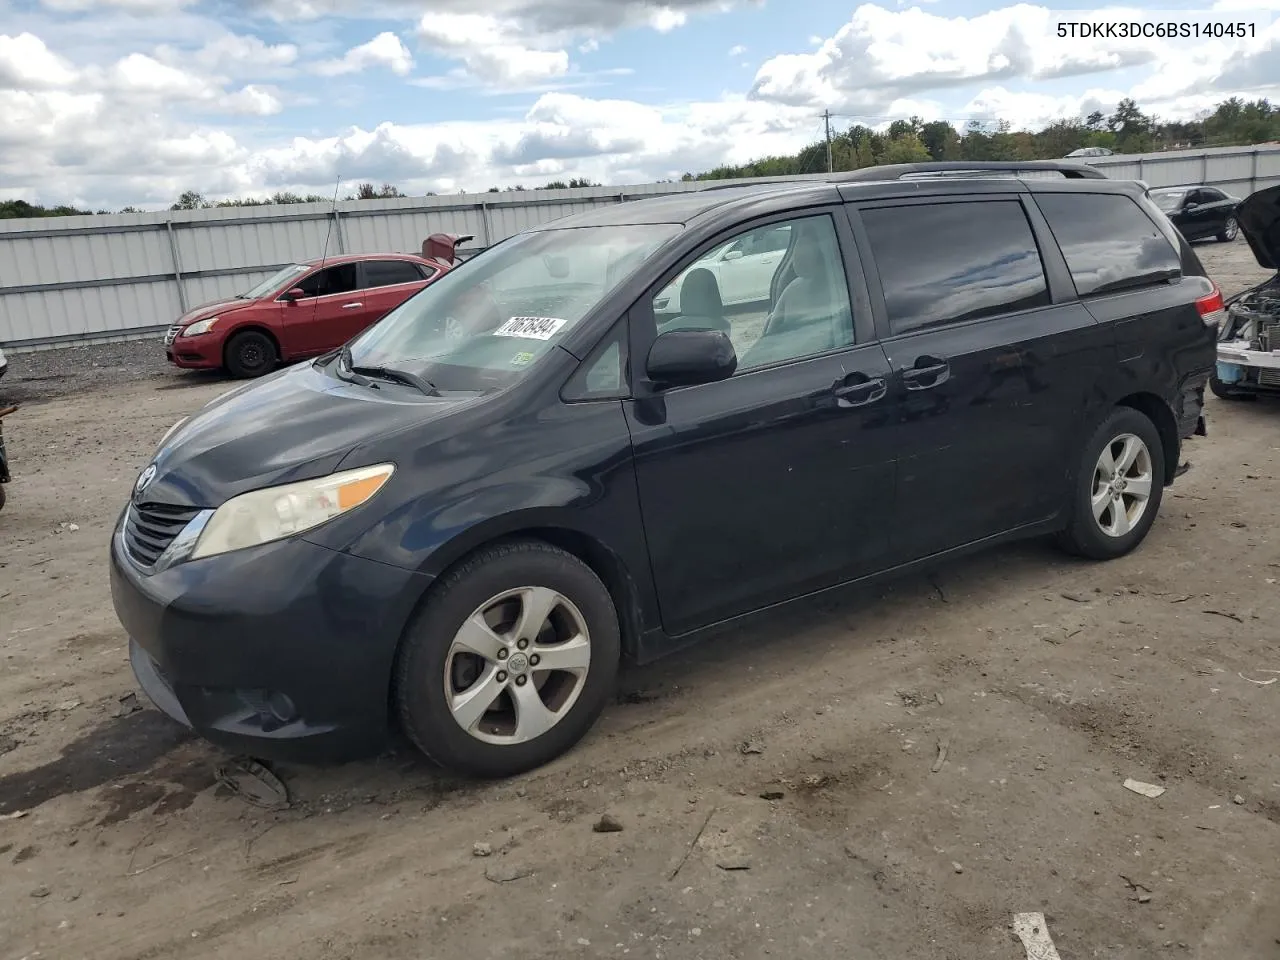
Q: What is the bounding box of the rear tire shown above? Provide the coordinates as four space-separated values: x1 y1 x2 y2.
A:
1056 408 1166 561
394 540 620 778
1209 373 1255 401
224 330 278 379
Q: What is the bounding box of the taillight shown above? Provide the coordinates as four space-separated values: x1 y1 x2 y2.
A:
1196 281 1227 330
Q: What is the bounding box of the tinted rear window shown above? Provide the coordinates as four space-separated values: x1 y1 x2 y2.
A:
365 260 425 287
860 200 1051 336
1035 193 1181 297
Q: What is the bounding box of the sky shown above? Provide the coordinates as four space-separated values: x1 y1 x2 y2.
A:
0 0 1277 209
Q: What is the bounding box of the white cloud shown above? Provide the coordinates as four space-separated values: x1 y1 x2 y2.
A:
313 32 414 77
750 3 1280 117
4 1 1280 212
40 0 197 11
728 44 747 56
0 33 78 89
156 33 299 73
416 13 571 87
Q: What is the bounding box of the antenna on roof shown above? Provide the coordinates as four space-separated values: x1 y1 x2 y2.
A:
318 173 342 271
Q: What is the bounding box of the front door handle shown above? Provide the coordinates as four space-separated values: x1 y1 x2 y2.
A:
832 376 887 408
902 356 950 391
342 302 364 310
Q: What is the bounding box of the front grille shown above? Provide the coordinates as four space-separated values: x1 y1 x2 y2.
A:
124 501 201 567
1259 368 1280 388
163 325 182 347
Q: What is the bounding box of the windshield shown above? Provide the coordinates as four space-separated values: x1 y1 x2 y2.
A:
239 263 309 299
348 224 680 392
1150 190 1187 214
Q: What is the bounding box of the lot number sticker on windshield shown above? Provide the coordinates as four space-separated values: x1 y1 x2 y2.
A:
494 316 566 340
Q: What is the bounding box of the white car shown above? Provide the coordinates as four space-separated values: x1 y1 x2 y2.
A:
654 222 792 314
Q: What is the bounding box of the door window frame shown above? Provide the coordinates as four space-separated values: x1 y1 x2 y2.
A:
275 261 361 303
626 205 876 399
357 259 433 290
845 193 1076 343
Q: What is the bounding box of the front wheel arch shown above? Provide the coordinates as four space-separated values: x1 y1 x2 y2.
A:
222 326 281 378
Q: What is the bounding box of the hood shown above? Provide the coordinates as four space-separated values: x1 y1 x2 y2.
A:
1237 184 1280 271
137 362 471 508
176 296 259 327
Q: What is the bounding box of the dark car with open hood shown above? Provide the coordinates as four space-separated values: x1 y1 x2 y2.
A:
111 162 1219 778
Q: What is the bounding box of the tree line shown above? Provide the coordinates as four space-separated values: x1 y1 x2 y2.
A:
683 96 1280 181
4 97 1276 219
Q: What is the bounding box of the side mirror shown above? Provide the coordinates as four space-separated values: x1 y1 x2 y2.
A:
283 287 306 302
646 329 737 388
723 250 745 261
544 254 571 278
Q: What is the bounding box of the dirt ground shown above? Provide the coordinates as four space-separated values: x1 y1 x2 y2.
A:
2 239 1279 960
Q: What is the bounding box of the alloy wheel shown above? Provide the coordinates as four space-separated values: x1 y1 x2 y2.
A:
1091 433 1154 538
444 586 591 745
1225 217 1239 241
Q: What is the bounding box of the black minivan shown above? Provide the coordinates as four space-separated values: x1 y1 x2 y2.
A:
110 162 1220 778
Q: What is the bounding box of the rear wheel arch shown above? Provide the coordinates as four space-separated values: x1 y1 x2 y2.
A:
1115 392 1179 485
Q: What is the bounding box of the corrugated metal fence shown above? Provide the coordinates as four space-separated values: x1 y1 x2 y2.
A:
3 143 1279 350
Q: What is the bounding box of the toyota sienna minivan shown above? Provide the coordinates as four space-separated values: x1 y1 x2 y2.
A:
110 162 1219 778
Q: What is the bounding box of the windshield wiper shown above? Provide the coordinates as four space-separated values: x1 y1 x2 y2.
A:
334 344 376 388
349 362 441 397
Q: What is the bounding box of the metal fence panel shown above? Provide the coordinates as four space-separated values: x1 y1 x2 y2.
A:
3 144 1279 349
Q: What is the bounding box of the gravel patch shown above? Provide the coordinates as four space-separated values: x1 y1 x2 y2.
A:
0 336 223 406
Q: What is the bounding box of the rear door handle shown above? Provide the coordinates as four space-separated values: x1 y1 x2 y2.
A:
342 302 364 310
832 376 887 408
902 357 950 391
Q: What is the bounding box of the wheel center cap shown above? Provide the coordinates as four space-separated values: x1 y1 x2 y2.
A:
507 652 529 675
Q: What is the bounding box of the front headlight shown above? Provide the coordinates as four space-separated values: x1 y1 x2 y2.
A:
190 463 395 560
182 317 218 337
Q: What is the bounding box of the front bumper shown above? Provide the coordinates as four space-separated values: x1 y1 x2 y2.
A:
164 328 222 370
1217 342 1280 390
110 521 432 762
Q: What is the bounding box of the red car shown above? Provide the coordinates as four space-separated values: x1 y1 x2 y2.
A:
164 235 469 378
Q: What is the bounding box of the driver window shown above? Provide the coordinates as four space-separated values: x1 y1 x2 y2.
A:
298 263 358 298
651 215 854 373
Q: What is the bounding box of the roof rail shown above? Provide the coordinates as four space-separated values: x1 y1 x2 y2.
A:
831 161 1109 182
696 178 821 192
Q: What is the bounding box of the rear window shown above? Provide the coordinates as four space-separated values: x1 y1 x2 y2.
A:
364 259 425 287
860 199 1051 336
1035 193 1181 297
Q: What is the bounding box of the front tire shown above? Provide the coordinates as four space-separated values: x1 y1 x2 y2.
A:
394 540 620 778
1218 216 1239 243
224 330 278 379
1056 408 1166 561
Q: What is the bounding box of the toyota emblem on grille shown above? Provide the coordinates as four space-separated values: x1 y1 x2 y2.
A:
134 464 158 496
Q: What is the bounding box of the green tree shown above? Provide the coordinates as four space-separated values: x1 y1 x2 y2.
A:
882 135 932 164
171 190 206 210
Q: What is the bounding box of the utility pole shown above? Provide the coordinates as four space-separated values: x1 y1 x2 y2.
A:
823 109 833 173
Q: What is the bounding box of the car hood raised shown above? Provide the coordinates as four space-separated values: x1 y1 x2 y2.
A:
1237 184 1280 271
136 362 472 508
